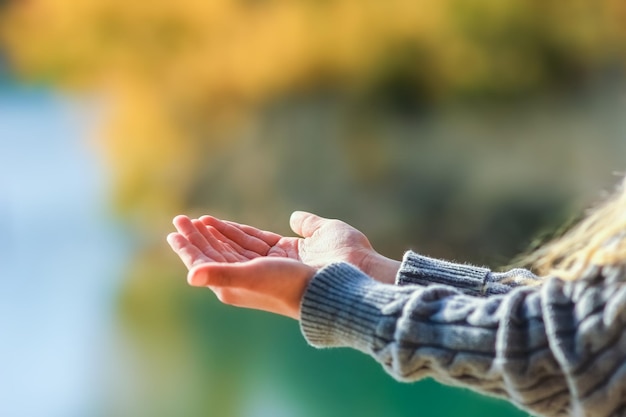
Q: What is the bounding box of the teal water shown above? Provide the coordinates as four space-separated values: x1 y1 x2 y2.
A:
0 87 127 417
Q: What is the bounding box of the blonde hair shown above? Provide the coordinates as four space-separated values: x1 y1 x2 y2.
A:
522 176 626 281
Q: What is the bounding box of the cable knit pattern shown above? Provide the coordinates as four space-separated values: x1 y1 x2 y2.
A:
299 251 626 417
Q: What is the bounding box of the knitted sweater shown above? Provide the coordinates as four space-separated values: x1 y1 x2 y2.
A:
299 251 626 417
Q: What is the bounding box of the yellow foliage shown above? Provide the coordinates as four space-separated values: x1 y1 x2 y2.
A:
100 83 199 222
2 0 447 97
8 0 623 102
2 0 625 219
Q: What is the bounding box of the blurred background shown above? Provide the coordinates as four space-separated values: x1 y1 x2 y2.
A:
1 1 625 416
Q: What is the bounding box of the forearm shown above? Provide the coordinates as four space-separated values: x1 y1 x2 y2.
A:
300 262 626 417
300 264 561 416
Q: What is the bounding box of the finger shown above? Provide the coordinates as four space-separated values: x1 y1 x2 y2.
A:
197 216 265 258
166 232 211 269
197 221 261 260
191 219 241 262
187 259 257 287
188 258 301 288
289 211 329 238
173 215 227 262
187 258 314 319
200 215 280 253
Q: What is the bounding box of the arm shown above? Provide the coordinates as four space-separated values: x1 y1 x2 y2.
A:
301 262 626 417
183 212 538 294
168 214 626 416
397 251 541 296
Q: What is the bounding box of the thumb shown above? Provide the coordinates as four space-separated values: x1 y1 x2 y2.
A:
290 211 328 238
187 261 249 287
187 258 283 287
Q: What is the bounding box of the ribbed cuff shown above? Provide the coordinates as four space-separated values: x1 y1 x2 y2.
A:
396 251 491 296
299 263 396 352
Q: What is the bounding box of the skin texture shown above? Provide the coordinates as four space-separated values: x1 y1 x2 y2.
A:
167 211 400 319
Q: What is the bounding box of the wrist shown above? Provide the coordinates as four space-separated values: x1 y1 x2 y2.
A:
363 252 401 284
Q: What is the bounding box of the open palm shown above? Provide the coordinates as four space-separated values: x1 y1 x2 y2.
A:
168 212 371 267
168 211 399 284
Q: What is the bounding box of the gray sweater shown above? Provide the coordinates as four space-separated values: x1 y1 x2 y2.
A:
299 251 626 417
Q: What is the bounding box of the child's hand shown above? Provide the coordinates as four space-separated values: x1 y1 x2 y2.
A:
187 257 316 320
167 215 314 319
167 215 270 269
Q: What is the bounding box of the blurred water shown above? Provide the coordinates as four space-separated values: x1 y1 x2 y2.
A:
0 87 127 417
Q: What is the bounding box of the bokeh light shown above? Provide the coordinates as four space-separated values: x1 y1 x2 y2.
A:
1 1 625 416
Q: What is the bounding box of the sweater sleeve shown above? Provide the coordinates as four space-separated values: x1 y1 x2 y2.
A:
396 250 541 296
300 262 626 417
